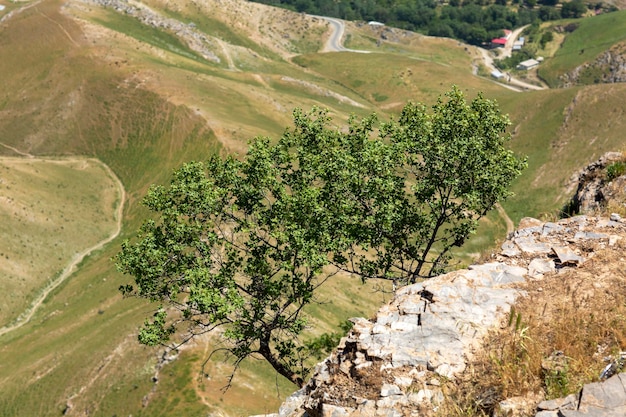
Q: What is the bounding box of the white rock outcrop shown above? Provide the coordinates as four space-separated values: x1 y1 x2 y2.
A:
270 213 626 417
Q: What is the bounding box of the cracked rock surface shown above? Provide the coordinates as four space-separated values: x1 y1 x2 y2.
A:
270 214 626 417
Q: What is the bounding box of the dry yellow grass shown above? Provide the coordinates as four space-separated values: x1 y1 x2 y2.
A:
438 236 626 416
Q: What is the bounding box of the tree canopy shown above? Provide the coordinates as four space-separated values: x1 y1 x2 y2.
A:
115 86 526 387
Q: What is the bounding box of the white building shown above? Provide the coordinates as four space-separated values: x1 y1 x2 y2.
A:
491 70 505 79
517 59 540 70
513 37 525 51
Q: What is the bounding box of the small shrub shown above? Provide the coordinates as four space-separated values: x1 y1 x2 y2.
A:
305 321 353 359
545 367 570 398
606 161 626 181
540 31 554 48
372 92 388 102
542 352 571 399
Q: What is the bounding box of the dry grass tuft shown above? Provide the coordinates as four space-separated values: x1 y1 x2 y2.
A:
438 240 626 416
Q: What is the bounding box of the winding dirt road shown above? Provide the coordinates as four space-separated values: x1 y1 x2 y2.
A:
0 155 125 337
496 203 515 235
317 15 545 92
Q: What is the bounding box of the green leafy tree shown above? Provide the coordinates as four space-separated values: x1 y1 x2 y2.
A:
525 0 538 8
428 22 455 38
561 0 586 18
539 5 561 21
540 30 554 48
115 87 526 387
115 108 388 388
115 129 348 388
333 87 526 283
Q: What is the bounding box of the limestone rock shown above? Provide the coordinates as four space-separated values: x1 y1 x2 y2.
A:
535 374 626 417
321 404 355 417
278 388 307 417
561 44 626 87
574 373 626 414
552 246 584 266
380 384 402 397
537 394 578 412
495 393 544 417
528 258 556 278
273 213 626 417
565 152 626 215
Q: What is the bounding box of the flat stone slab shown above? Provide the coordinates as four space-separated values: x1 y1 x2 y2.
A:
574 231 608 240
469 263 527 284
578 373 626 411
536 374 626 417
515 236 552 254
538 394 578 411
501 240 522 257
528 258 556 278
552 246 584 265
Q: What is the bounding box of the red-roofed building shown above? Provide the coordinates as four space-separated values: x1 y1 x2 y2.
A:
490 29 512 48
491 38 507 47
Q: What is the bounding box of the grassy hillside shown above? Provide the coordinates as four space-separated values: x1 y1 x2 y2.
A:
0 158 120 328
538 10 626 87
0 1 397 415
0 0 625 416
492 83 626 223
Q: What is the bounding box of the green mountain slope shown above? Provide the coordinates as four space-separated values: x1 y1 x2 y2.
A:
539 10 626 87
0 0 625 416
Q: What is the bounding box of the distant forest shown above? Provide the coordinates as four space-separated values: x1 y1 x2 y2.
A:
251 0 605 45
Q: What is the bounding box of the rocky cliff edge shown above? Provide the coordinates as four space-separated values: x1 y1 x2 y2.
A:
269 153 626 417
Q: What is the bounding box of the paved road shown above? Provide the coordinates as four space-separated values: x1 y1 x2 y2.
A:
320 16 348 52
502 26 527 59
317 16 546 92
315 15 370 54
476 47 545 91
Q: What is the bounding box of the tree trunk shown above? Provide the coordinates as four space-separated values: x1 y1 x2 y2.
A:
259 339 304 388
